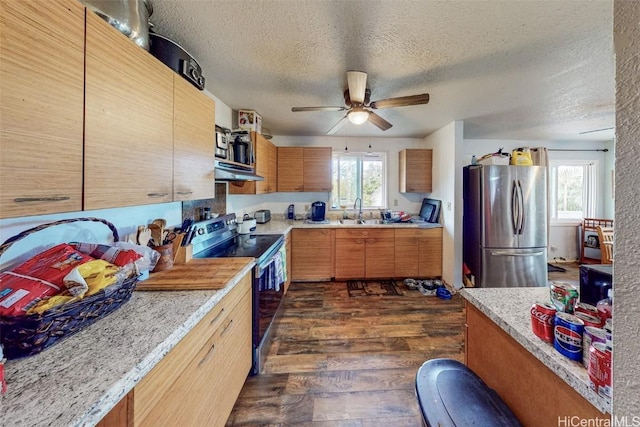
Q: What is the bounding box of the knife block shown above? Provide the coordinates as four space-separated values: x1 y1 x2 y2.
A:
174 244 193 264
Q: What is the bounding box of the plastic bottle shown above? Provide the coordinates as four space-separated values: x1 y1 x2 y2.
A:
596 289 612 322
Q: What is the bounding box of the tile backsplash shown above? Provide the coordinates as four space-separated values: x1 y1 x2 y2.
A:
182 183 227 221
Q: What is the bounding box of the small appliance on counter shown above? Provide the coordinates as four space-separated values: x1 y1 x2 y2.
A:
237 214 257 234
254 210 271 224
311 201 326 222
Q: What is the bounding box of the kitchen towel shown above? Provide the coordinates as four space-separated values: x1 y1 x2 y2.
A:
259 248 286 292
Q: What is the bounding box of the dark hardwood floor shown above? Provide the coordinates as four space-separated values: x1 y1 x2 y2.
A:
227 281 465 426
227 263 580 426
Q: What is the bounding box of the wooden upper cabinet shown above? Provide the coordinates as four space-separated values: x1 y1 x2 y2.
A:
84 11 174 210
268 141 277 193
173 75 216 201
399 149 432 193
0 0 84 218
303 147 332 192
277 147 304 191
277 147 332 192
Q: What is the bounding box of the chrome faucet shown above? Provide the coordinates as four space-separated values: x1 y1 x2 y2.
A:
354 197 363 221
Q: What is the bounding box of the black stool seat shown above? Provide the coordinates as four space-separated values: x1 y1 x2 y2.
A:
415 358 521 427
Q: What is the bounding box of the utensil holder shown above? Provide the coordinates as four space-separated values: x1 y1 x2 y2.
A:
151 243 173 272
174 244 193 264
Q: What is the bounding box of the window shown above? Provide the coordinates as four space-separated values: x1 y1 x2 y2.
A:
549 160 597 222
331 152 386 210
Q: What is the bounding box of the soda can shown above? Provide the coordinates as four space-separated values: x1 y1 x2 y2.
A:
588 342 612 398
575 302 599 318
554 312 584 361
574 311 603 328
582 326 607 368
549 282 579 314
530 301 557 343
603 324 613 347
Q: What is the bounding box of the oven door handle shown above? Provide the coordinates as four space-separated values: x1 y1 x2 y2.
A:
256 240 284 276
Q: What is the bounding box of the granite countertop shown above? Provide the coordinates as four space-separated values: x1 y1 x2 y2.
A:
255 216 444 235
460 287 611 414
0 258 255 427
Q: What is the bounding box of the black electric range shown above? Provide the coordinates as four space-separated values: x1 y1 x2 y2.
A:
190 214 285 375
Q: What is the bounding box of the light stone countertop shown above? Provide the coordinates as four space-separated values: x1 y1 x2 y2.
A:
0 259 255 427
460 287 611 414
254 216 444 236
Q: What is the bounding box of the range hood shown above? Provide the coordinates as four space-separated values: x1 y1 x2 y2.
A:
214 160 264 181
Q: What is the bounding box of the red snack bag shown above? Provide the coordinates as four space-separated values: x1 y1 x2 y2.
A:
69 242 141 267
11 243 94 286
0 271 62 316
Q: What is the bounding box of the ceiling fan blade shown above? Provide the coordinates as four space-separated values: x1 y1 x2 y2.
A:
327 115 348 135
368 111 392 131
347 70 367 104
369 93 430 109
292 106 346 112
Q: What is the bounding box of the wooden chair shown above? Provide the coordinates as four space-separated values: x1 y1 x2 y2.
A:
597 226 614 264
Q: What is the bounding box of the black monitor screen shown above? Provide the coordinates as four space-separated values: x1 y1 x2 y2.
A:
419 198 441 223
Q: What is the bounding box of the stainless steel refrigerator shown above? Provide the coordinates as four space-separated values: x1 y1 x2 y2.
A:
463 165 548 288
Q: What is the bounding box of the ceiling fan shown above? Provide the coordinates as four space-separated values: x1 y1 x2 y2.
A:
291 71 430 135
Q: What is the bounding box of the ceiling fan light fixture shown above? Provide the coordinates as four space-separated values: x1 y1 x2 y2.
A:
347 108 369 125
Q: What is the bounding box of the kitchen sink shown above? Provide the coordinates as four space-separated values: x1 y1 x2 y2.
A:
338 218 385 225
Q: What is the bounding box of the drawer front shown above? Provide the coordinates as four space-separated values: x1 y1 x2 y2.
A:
133 273 251 424
137 288 252 427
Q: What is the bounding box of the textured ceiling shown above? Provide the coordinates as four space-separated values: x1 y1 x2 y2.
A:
150 0 615 141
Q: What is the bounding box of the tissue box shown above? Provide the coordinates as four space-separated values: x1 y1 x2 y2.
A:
238 109 262 133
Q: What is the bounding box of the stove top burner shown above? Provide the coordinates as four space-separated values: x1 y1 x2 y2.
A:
194 234 282 260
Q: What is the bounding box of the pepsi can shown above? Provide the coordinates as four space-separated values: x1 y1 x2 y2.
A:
554 312 585 362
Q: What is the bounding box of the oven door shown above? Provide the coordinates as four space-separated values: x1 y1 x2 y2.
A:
251 238 285 375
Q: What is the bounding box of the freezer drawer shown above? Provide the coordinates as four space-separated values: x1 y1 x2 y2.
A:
479 248 547 288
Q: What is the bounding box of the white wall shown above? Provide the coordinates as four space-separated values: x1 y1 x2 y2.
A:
226 135 428 219
0 202 182 270
613 0 640 414
424 121 464 288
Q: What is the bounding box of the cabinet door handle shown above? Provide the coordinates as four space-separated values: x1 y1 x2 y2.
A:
14 196 70 203
221 319 234 337
147 192 169 198
176 190 193 195
198 343 216 366
209 308 225 326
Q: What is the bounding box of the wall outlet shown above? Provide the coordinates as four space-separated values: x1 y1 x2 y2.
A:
304 204 309 212
550 245 558 252
393 199 398 206
447 202 452 211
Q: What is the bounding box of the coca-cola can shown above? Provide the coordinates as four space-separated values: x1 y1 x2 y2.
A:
588 342 612 398
531 301 557 343
582 326 607 368
574 311 603 328
575 302 600 318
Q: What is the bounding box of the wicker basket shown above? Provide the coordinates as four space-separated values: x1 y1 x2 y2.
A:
0 217 139 359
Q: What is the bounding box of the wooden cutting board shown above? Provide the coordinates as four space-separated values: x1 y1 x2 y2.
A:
135 258 255 291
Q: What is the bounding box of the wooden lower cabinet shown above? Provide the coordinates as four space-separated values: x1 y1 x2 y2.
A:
465 303 608 425
394 228 442 278
101 273 252 426
335 229 395 279
291 228 334 281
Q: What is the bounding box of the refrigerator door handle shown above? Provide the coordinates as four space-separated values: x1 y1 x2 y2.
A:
490 251 545 257
516 179 525 234
511 181 519 234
